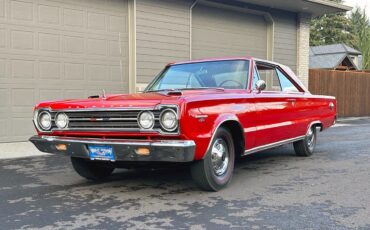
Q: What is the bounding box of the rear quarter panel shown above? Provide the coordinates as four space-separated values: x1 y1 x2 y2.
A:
303 94 337 130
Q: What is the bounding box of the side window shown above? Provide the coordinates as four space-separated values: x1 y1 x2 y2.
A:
252 67 260 90
256 64 282 92
276 69 300 93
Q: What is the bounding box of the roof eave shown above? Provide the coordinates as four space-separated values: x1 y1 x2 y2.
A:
302 0 352 17
235 0 352 17
306 0 352 11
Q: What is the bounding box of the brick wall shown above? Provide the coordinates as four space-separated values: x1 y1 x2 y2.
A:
296 13 311 88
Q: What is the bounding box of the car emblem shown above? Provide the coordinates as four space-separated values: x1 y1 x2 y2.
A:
90 118 105 122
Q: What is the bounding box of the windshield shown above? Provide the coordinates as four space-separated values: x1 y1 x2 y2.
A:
146 60 250 92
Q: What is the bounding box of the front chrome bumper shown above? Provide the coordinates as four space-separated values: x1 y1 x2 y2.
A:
29 136 196 162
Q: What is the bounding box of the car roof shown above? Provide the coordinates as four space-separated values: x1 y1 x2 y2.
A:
168 56 253 66
168 56 282 67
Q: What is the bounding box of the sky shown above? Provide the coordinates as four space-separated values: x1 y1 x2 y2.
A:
343 0 370 16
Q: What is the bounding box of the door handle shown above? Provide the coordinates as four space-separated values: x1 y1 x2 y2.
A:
287 98 296 102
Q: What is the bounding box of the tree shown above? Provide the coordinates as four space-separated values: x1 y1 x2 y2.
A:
310 0 370 70
350 8 370 69
310 0 356 47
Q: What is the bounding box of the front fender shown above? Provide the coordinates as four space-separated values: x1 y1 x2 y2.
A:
190 113 241 160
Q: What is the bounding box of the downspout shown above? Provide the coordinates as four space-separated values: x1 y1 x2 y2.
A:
189 0 199 60
128 0 137 93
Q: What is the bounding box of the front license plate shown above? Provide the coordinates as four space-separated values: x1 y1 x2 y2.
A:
88 145 115 162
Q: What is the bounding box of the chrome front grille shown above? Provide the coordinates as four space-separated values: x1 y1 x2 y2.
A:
44 108 177 134
61 110 161 130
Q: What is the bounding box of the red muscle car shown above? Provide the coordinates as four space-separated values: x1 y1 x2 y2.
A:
30 57 336 191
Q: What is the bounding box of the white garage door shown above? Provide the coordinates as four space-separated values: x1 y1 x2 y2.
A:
0 0 129 142
192 4 268 59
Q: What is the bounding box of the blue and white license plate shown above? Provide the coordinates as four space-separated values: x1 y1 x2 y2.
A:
88 145 115 161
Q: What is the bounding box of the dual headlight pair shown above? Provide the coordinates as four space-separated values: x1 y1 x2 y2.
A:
34 108 178 132
138 108 178 132
35 111 69 131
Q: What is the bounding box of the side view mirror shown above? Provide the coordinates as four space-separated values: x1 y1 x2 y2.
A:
255 80 266 92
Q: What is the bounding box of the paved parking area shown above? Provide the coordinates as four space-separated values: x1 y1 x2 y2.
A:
1 118 370 229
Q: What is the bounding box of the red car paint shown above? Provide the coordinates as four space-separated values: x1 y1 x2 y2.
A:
33 57 336 160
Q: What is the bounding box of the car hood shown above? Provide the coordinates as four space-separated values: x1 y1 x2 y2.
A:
35 89 231 111
36 93 182 110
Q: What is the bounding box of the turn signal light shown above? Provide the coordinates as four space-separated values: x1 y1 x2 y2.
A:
135 147 150 156
55 144 67 151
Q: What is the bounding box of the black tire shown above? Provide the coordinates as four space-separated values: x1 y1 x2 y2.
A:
190 127 235 191
71 157 115 181
294 126 317 157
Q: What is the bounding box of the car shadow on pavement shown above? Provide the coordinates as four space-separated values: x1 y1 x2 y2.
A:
88 144 299 190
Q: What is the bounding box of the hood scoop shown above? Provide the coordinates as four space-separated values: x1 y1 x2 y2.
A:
166 91 182 96
88 95 100 99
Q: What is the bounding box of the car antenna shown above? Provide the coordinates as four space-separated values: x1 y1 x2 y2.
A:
102 89 106 99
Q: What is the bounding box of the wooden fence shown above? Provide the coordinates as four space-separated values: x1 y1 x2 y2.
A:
309 69 370 117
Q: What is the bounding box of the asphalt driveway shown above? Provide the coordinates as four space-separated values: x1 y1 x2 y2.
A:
1 118 370 229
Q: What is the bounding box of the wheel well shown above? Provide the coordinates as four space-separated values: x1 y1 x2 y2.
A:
220 120 245 157
311 122 323 132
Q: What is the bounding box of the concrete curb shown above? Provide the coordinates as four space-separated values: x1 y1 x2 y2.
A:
337 117 370 122
0 142 49 160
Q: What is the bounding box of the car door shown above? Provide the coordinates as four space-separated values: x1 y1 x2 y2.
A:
251 62 299 147
275 67 308 136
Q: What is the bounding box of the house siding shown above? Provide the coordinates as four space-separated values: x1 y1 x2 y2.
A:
135 1 301 86
136 0 191 84
272 10 298 73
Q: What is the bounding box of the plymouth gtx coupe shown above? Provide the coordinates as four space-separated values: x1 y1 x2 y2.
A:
30 57 336 191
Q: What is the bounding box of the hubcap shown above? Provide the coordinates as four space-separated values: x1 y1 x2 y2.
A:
211 138 229 176
307 127 315 151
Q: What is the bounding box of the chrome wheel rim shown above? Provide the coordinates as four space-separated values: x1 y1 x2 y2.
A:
307 127 315 151
211 138 229 176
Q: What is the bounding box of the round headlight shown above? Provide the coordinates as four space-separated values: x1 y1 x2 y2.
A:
38 111 52 130
56 113 69 129
160 109 178 131
138 111 154 129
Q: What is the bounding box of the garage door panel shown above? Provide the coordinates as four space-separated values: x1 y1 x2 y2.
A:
194 37 268 51
193 5 266 28
1 0 129 142
0 58 5 77
40 61 61 80
39 89 63 102
193 29 267 46
0 120 8 142
64 89 87 99
11 118 34 139
12 88 35 107
192 4 268 60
